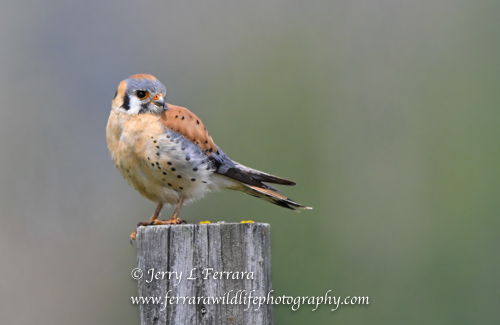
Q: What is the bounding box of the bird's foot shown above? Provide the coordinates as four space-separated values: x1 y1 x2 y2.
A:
148 217 186 225
129 218 186 243
130 221 150 243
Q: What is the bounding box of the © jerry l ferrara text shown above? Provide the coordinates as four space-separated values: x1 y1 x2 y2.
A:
131 267 254 285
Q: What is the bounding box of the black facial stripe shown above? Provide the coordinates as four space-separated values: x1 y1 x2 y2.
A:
122 94 130 110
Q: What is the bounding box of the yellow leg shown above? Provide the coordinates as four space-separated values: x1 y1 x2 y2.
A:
149 196 186 225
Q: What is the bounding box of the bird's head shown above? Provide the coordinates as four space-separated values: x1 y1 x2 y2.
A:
112 74 167 115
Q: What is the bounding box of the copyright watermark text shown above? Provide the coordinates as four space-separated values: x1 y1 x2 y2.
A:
131 289 369 312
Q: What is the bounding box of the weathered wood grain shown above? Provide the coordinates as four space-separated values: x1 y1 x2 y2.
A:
136 223 272 325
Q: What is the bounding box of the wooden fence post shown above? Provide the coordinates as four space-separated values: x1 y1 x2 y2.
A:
136 223 273 325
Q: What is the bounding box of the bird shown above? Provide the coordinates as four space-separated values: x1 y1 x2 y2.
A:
106 74 311 241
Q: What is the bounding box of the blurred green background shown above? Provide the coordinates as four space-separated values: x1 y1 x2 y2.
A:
1 1 499 324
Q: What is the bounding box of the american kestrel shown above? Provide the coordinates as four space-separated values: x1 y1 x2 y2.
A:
106 74 311 241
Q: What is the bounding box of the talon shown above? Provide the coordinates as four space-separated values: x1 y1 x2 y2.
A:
130 229 137 243
128 198 186 241
146 218 186 226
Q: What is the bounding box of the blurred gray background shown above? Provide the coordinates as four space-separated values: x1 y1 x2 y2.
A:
1 0 499 324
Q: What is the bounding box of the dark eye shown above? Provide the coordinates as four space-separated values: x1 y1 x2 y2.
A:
136 90 148 99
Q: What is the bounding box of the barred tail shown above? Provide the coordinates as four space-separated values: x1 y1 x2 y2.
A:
240 184 312 211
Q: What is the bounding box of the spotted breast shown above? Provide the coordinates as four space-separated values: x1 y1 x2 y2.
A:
106 108 219 206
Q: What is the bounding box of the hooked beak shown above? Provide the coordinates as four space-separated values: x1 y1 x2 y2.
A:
152 94 165 108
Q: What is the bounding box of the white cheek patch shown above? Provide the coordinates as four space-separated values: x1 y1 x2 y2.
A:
118 95 143 115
